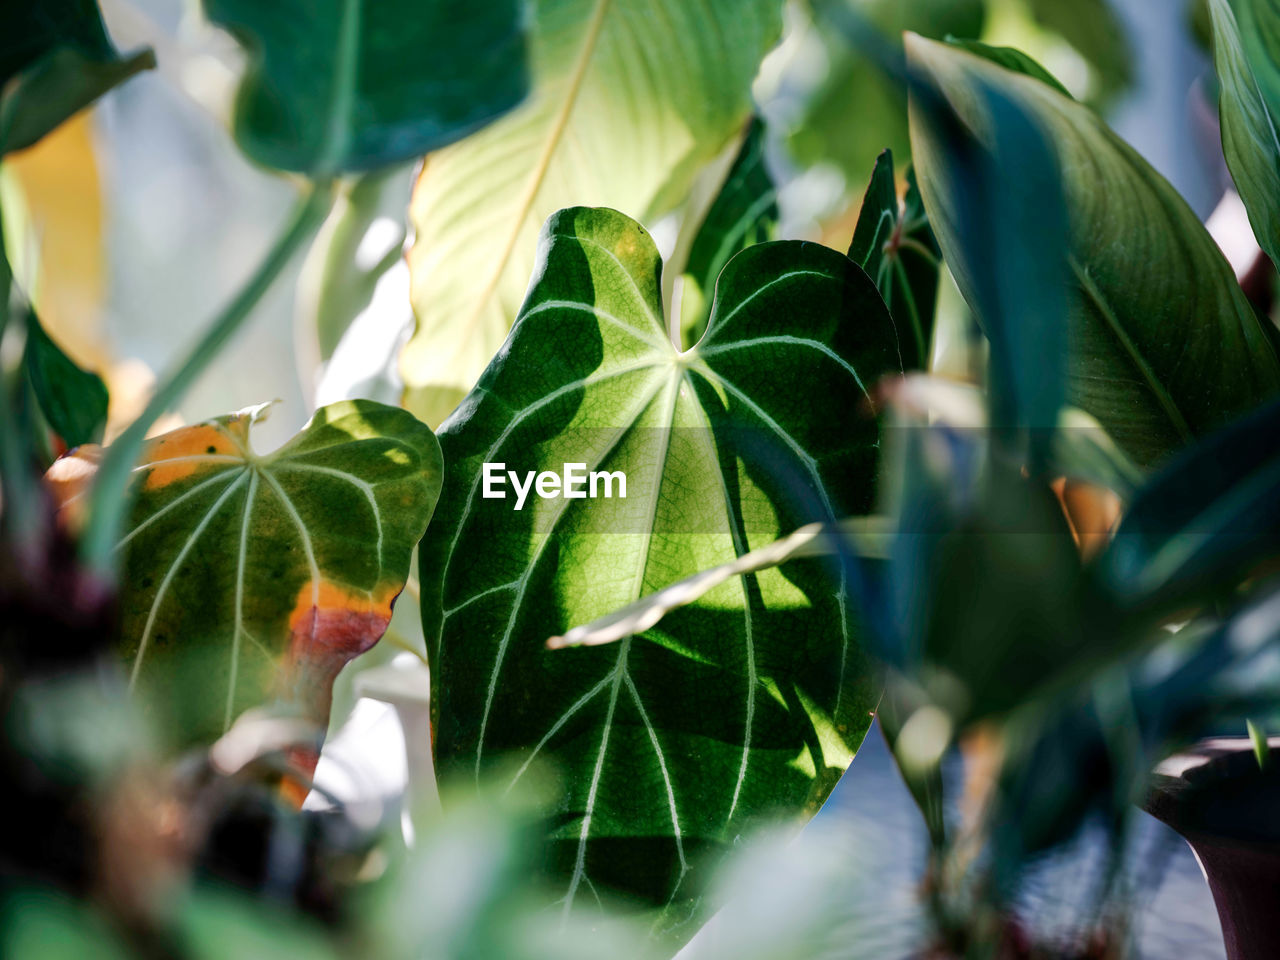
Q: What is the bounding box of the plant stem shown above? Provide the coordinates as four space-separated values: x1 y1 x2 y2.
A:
81 181 335 574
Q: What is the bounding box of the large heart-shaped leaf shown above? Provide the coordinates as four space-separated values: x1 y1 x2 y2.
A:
401 0 784 427
420 207 902 934
46 401 441 754
0 0 153 155
907 35 1280 466
1208 0 1280 266
202 0 529 174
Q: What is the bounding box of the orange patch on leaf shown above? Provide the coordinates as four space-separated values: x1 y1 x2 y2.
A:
138 423 244 490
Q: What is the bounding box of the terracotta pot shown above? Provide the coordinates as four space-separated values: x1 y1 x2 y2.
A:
1145 737 1280 960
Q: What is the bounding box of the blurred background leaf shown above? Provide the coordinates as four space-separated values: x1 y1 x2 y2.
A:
401 0 784 427
0 0 152 155
201 0 530 175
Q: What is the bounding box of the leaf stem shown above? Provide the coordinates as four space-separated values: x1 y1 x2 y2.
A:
81 181 336 574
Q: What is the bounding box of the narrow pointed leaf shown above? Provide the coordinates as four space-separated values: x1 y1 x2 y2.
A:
1208 0 1280 266
0 1 153 154
907 36 1280 466
679 117 779 349
402 0 784 427
22 309 108 449
46 400 441 753
848 151 941 371
202 0 529 174
421 207 901 935
1098 397 1280 614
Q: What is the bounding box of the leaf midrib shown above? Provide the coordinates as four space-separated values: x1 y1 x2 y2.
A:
455 0 614 347
1070 256 1194 444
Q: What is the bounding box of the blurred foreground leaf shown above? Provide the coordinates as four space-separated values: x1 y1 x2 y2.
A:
907 36 1280 466
403 0 783 426
421 207 900 937
46 400 440 753
203 0 530 174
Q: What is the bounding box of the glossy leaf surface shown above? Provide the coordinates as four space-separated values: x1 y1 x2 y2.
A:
1209 0 1280 266
203 0 529 174
403 0 783 426
848 151 941 371
48 401 441 751
907 36 1280 466
421 207 901 933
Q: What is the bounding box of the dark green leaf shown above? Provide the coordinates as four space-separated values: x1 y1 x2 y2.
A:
907 35 1280 467
48 400 441 752
680 117 778 349
1 47 155 156
202 0 530 174
1097 397 1280 614
22 309 108 449
908 51 1071 464
1208 0 1280 266
0 1 153 155
848 151 942 371
421 206 900 935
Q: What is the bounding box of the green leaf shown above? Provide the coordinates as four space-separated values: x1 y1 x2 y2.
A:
1097 397 1280 615
907 35 1280 467
420 207 901 934
1208 0 1280 267
909 55 1072 467
1248 718 1270 770
679 117 779 350
943 38 1072 97
549 519 893 650
848 151 941 371
0 1 153 155
402 0 784 427
22 309 108 448
49 400 441 752
202 0 530 174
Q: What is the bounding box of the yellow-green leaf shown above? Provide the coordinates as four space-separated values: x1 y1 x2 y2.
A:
402 0 784 427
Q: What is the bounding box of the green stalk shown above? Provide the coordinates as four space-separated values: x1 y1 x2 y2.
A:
81 181 335 574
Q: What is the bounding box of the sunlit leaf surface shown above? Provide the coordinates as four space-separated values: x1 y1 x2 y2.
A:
402 0 784 427
47 401 441 754
421 207 900 936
